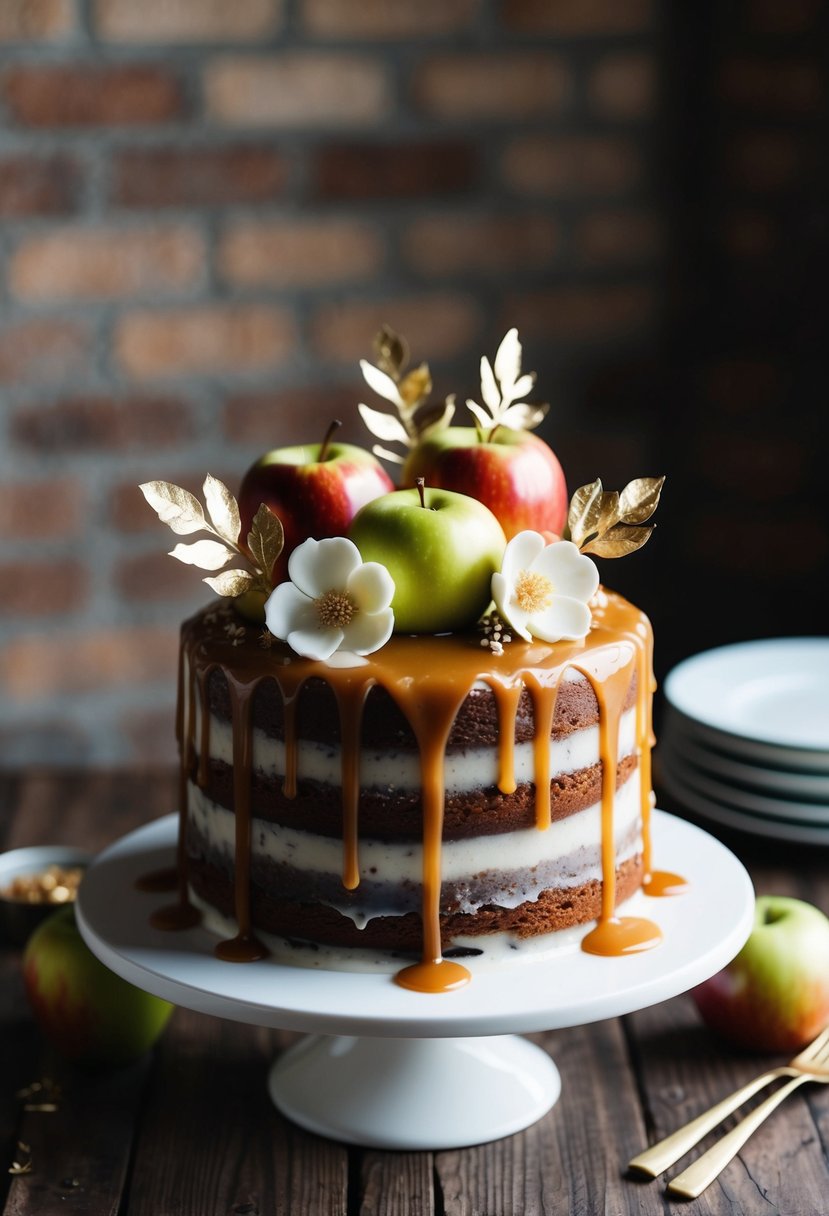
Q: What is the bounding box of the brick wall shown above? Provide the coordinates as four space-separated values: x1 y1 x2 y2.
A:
0 0 825 766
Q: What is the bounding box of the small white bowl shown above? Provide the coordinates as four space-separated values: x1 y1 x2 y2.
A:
0 846 92 947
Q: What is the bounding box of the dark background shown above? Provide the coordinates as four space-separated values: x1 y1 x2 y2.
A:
0 0 826 763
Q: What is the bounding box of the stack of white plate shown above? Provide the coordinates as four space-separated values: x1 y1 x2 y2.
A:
656 638 829 845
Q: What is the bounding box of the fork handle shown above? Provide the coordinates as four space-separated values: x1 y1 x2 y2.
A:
666 1073 808 1199
627 1067 784 1178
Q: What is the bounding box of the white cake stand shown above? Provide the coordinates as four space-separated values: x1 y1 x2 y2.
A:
76 810 753 1150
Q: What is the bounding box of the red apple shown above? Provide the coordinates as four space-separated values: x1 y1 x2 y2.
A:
401 426 567 541
691 895 829 1053
23 905 174 1068
238 422 394 585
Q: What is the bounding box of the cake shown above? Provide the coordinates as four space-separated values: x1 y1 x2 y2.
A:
142 328 674 993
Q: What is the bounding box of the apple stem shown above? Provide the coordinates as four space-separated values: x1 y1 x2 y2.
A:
319 419 342 462
416 477 426 508
487 423 501 443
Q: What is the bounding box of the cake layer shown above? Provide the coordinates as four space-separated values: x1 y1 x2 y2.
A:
185 771 642 924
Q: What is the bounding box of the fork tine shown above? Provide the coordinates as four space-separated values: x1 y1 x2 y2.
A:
796 1024 829 1062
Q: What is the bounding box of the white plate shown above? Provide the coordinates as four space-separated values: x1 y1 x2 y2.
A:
657 759 829 847
660 703 829 776
663 638 829 755
659 745 829 825
661 727 829 801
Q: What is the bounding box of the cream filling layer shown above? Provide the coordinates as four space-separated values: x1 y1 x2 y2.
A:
194 705 638 793
187 775 642 921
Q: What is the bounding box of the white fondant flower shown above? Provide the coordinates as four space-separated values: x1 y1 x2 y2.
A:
265 537 395 661
491 532 599 644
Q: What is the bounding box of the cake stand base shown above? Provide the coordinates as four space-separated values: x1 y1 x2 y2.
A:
76 810 754 1150
268 1032 560 1149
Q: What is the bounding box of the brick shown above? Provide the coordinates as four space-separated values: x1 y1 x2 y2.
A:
0 0 75 41
3 64 185 127
218 218 383 288
414 53 570 119
1 626 177 701
301 0 477 37
0 479 85 539
204 54 389 127
0 154 81 216
115 304 298 379
501 134 641 196
719 56 822 115
503 283 656 343
0 318 90 385
0 559 88 617
223 385 367 448
311 293 481 363
9 224 204 303
574 210 661 266
588 52 655 120
111 145 287 208
314 140 479 201
503 0 652 34
95 0 281 41
727 131 803 191
11 395 194 452
402 213 558 275
115 551 202 602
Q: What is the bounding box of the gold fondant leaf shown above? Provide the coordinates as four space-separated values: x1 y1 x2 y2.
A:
247 503 284 582
139 481 205 535
203 474 240 545
465 329 544 439
568 476 664 558
619 475 665 524
398 363 432 410
581 524 655 558
359 359 403 408
203 569 255 596
168 539 236 570
373 325 408 378
370 442 406 465
357 402 410 444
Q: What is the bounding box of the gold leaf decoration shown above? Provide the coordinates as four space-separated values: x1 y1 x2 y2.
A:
247 504 284 583
567 476 665 559
203 474 240 545
204 569 255 597
465 328 548 441
140 476 285 606
358 326 451 463
168 539 236 570
139 481 206 535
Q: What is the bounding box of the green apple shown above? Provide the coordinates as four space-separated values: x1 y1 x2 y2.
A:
23 905 174 1068
691 895 829 1053
348 484 506 633
402 426 568 541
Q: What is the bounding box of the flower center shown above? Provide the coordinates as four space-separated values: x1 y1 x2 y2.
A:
514 569 554 615
315 589 356 629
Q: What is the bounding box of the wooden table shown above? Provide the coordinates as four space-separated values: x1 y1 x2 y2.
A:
1 769 828 1216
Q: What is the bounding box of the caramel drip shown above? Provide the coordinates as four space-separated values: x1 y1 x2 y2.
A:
643 869 688 897
527 677 561 831
169 587 680 984
215 675 268 962
336 682 373 892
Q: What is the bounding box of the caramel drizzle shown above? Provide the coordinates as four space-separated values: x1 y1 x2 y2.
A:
157 588 683 988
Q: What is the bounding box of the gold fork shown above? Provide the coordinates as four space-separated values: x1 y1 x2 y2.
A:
628 1025 829 1188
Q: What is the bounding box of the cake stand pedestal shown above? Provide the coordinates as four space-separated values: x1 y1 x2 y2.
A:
77 810 753 1150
